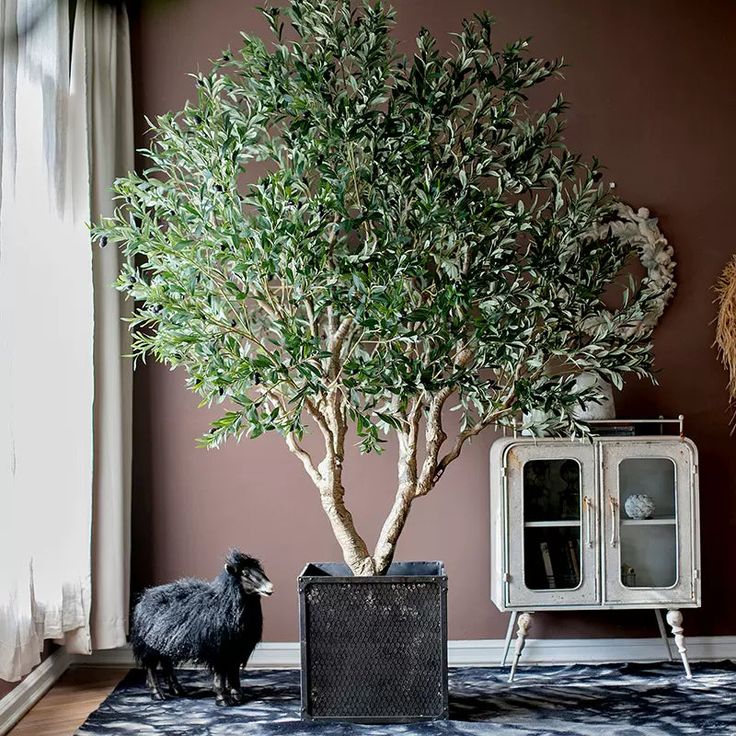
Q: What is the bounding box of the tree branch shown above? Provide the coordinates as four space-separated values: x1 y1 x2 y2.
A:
430 401 517 492
328 316 353 380
372 400 420 573
262 388 323 485
285 433 322 485
304 297 319 339
415 386 454 496
317 387 375 575
305 398 335 448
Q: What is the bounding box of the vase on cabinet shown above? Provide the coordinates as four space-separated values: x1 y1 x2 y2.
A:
572 372 616 420
522 372 616 435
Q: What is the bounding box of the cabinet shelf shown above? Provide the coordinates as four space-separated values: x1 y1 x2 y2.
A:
620 518 676 526
524 520 581 528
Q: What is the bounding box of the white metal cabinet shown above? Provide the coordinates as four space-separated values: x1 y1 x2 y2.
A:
490 434 700 680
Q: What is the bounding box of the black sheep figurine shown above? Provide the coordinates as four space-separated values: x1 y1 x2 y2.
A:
130 550 273 706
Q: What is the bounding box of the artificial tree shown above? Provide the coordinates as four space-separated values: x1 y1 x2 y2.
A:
97 0 658 576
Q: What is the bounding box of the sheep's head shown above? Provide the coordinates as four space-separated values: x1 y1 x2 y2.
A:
224 550 273 597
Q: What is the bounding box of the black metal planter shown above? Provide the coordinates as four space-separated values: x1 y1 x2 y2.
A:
298 561 448 723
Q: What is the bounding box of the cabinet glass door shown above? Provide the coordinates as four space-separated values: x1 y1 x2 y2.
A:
601 439 698 606
523 459 583 590
505 442 598 608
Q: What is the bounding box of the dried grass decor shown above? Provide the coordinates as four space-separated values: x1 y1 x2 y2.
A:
715 254 736 424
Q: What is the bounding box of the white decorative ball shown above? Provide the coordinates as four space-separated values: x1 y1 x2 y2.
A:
624 494 655 520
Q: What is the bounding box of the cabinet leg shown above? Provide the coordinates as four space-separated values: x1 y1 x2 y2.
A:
655 609 674 662
501 611 518 667
666 609 692 679
508 612 532 683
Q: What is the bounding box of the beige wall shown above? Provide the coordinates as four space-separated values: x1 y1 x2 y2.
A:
129 0 736 641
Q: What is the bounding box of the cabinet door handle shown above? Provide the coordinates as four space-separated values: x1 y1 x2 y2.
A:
583 496 593 548
609 495 618 548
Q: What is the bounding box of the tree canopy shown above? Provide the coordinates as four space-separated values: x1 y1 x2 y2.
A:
96 0 657 574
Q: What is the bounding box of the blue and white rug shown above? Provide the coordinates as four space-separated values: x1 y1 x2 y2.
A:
77 661 736 735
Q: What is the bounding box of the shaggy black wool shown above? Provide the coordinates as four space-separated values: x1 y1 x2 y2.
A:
76 661 736 735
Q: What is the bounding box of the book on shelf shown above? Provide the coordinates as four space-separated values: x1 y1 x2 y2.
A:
539 541 556 588
567 538 580 582
555 538 580 589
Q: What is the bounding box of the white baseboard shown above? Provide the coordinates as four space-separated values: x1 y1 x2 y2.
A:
72 636 736 670
72 641 302 669
448 636 736 666
0 648 71 736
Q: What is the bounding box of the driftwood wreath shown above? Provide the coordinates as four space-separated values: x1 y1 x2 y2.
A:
715 255 736 422
553 203 675 423
596 202 677 337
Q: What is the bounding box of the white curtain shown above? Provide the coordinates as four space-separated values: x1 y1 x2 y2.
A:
85 0 133 653
0 0 133 680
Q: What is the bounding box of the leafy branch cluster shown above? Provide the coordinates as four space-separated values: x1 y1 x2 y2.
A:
96 0 657 574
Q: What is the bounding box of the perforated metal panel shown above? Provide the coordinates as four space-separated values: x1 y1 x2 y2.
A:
299 562 448 722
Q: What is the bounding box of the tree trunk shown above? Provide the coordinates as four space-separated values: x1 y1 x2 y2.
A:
289 387 502 577
318 461 376 576
373 424 419 575
373 483 413 575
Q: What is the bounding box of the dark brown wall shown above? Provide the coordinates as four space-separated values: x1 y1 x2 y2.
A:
0 680 14 699
130 0 736 641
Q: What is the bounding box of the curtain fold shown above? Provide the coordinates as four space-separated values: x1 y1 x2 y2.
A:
0 0 133 680
79 0 134 655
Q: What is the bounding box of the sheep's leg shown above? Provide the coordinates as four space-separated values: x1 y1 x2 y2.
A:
214 671 234 707
145 665 168 701
160 659 186 696
226 664 243 704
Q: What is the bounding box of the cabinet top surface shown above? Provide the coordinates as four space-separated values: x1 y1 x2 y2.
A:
489 435 697 458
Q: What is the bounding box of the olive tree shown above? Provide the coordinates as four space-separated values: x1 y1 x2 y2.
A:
97 0 657 576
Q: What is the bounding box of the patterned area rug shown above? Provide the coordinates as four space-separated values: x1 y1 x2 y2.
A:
77 661 736 735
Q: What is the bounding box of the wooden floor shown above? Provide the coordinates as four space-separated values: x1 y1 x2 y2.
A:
9 667 129 736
